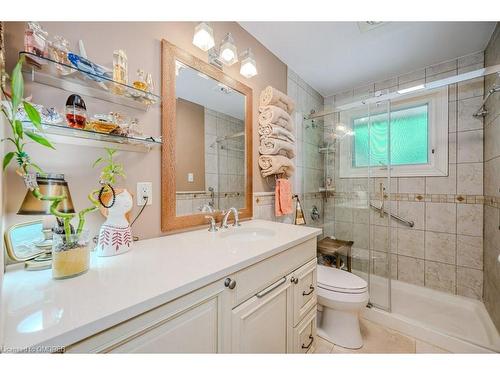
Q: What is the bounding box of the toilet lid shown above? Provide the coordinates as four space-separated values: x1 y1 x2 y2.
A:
317 265 368 293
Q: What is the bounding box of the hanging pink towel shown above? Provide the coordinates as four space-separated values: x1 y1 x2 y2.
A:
275 178 293 216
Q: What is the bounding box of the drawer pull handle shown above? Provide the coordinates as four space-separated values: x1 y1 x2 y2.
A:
302 285 315 296
301 334 314 349
224 278 236 289
256 277 287 298
291 277 299 284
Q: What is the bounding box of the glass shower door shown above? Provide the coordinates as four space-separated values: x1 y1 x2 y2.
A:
364 100 393 311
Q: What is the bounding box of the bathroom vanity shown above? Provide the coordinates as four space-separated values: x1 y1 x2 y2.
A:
1 220 321 353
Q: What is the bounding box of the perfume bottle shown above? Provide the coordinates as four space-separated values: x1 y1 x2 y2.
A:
112 49 128 94
132 69 148 91
24 22 48 58
65 94 87 129
48 35 71 74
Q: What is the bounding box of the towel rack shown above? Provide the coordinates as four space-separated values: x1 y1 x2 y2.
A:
369 203 414 228
264 173 288 189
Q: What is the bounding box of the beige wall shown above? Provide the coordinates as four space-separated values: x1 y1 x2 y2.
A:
483 23 500 331
3 22 287 242
175 98 205 192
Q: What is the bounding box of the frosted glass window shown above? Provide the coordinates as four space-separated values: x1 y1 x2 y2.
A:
352 104 429 168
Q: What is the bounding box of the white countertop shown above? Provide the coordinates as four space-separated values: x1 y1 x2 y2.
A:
1 220 321 350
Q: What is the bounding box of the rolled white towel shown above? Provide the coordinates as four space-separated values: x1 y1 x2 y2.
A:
259 86 295 115
259 137 296 159
258 155 295 178
258 105 292 123
258 124 295 143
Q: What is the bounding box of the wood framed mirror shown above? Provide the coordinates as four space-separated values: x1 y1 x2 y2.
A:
161 39 253 232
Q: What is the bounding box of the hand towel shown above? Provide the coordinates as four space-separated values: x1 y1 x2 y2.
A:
258 155 295 178
259 137 296 159
259 86 296 115
258 123 295 143
275 178 293 216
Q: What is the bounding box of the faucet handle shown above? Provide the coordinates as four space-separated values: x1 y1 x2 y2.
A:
220 209 229 229
231 207 241 227
205 215 218 232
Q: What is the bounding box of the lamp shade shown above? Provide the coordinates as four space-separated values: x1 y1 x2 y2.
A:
18 173 75 215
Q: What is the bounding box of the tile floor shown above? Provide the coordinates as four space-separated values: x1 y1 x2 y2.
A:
313 318 449 354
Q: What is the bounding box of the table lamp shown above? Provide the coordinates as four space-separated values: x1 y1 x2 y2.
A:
17 173 75 270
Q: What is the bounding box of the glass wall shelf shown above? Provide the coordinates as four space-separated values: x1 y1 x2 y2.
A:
20 51 161 110
22 121 162 153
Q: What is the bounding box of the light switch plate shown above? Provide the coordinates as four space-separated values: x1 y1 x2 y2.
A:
188 173 194 182
136 182 152 206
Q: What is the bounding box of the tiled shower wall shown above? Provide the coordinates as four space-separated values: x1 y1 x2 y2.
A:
253 68 324 224
483 24 500 330
324 51 486 299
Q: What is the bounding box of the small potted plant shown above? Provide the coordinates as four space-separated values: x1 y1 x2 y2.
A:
2 56 100 279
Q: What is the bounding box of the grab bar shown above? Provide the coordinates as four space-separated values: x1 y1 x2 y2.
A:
370 203 414 228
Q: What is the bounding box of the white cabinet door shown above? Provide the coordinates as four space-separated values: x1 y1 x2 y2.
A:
109 297 219 353
231 275 292 353
67 278 234 353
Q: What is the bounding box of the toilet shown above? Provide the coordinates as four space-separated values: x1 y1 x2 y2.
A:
316 264 369 349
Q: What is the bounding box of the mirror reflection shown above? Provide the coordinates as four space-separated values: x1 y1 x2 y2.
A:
175 61 246 216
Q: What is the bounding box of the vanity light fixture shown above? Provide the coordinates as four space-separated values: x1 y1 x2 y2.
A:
192 22 215 52
219 33 238 66
240 48 258 78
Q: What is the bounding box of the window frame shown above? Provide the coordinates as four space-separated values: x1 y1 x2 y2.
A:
338 87 449 178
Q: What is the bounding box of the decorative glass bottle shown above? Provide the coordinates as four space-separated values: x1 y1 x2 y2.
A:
24 22 48 58
49 35 71 75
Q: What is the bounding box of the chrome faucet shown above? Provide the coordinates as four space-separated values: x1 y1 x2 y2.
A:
221 207 241 229
205 215 218 232
200 203 214 213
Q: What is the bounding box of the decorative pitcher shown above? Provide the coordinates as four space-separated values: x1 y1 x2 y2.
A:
96 188 133 257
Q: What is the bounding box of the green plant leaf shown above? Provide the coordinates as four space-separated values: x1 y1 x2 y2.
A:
25 131 55 149
14 120 24 139
22 101 42 130
29 162 43 173
2 152 15 171
92 157 103 168
11 58 24 114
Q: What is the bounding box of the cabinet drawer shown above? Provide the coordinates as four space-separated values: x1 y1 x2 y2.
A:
234 238 316 306
292 306 317 353
291 258 317 327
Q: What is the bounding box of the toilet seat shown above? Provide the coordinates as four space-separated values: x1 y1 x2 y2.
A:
317 265 368 294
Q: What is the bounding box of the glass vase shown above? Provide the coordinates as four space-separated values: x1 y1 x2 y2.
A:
52 230 90 279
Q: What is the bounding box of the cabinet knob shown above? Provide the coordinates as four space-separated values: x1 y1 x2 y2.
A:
224 278 236 289
291 277 299 284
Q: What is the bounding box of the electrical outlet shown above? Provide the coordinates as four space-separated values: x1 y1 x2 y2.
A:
188 173 194 182
136 182 152 206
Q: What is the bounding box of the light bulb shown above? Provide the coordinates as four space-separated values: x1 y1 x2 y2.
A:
221 48 235 62
192 22 215 52
219 33 238 66
239 48 257 78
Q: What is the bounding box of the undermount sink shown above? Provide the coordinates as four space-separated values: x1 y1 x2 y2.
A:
219 227 276 242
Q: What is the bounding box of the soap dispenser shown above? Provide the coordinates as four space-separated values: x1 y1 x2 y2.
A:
293 195 306 225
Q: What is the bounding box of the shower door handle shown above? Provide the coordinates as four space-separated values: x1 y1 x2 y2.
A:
379 183 385 218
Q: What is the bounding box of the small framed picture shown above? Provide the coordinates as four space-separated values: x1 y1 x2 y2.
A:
4 220 47 262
